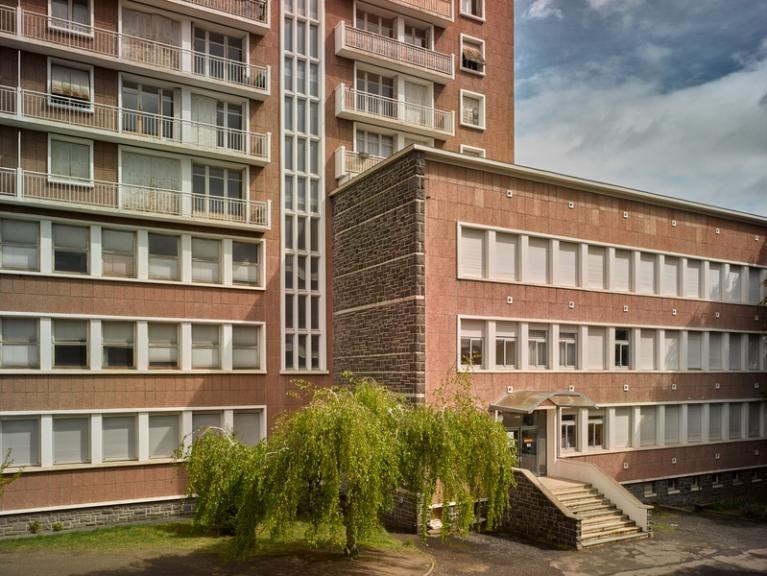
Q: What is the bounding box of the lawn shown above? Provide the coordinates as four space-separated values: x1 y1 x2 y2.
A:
705 495 767 521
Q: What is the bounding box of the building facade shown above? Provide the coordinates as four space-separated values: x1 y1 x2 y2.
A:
0 0 764 535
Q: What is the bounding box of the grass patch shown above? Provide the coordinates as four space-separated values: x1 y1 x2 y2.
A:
707 496 767 521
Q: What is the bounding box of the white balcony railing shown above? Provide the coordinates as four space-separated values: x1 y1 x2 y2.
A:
386 0 452 20
337 22 453 78
335 147 386 180
0 86 270 162
0 168 270 228
336 84 454 137
179 0 269 24
0 7 269 94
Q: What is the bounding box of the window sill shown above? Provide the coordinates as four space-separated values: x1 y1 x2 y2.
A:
460 66 486 77
459 121 486 131
459 12 486 23
2 458 177 475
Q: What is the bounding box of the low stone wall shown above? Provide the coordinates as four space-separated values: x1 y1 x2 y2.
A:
0 498 194 539
504 469 581 549
383 489 421 533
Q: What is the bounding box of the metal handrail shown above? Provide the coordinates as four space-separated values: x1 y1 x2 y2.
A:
387 0 452 19
179 0 269 23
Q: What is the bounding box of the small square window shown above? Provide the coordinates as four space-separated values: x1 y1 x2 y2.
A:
148 414 179 459
460 0 484 20
53 319 88 368
233 325 260 369
192 324 220 369
50 0 92 34
0 219 39 271
191 238 220 284
0 318 39 369
49 61 93 110
102 229 135 278
232 241 261 286
460 36 485 75
148 323 178 369
148 233 179 281
460 90 485 130
460 145 486 158
102 321 135 368
53 224 89 274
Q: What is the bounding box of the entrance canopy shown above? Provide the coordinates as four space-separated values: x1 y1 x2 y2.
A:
490 390 597 414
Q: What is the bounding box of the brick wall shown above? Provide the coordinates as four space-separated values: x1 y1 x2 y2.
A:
330 152 426 397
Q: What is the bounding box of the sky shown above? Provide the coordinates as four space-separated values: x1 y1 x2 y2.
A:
514 0 767 216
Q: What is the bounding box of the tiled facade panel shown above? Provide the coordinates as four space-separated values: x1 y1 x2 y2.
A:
0 464 185 512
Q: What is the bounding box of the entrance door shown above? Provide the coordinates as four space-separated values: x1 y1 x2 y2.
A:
501 411 548 476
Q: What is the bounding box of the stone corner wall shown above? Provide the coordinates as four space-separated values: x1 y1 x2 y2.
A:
503 469 581 549
382 489 422 533
330 151 427 397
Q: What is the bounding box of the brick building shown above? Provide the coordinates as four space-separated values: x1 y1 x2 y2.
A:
0 0 764 539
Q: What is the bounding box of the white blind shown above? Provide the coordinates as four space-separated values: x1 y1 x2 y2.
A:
728 333 741 370
557 242 578 286
709 332 722 369
586 246 605 289
191 94 218 145
662 256 680 296
50 138 90 180
709 404 722 440
122 8 180 45
638 253 656 293
460 319 484 339
613 408 631 448
527 238 549 283
495 321 517 338
1 318 38 368
102 416 136 461
193 413 221 436
687 404 702 442
494 233 517 280
148 323 177 366
53 417 89 464
53 224 88 249
664 331 680 370
192 325 220 368
708 262 722 300
749 268 762 304
148 414 179 458
639 406 656 446
54 319 86 342
50 63 91 100
687 332 702 369
665 405 680 444
122 151 181 191
192 238 220 283
613 249 631 292
726 266 742 302
0 219 39 270
639 329 656 370
232 242 260 285
233 412 262 446
684 259 701 298
233 325 259 369
0 419 39 466
102 229 134 253
587 327 605 369
459 228 485 278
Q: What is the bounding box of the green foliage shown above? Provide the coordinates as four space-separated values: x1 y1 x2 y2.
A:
28 521 41 534
0 449 22 499
52 523 63 532
184 372 517 559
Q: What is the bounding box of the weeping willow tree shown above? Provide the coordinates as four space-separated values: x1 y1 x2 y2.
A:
184 373 516 558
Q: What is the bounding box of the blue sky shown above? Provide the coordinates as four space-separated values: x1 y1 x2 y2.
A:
514 0 767 216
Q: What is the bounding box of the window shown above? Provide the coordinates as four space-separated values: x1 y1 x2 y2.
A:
233 411 262 446
662 256 680 296
687 331 703 370
687 404 702 442
559 331 577 368
729 403 742 439
667 478 679 494
685 259 702 298
748 402 761 438
355 70 395 116
665 405 680 445
192 164 244 218
614 329 630 369
639 329 656 371
690 476 701 491
193 27 245 84
560 411 576 452
728 333 742 370
403 23 430 48
709 404 722 441
355 129 394 158
192 413 221 438
726 265 742 303
53 223 89 274
192 325 220 368
460 320 484 368
613 407 631 448
121 8 181 65
460 145 486 158
148 414 179 458
753 470 763 483
586 246 606 289
460 0 484 19
102 416 136 461
191 238 220 283
121 152 181 204
494 233 517 280
121 81 175 139
53 417 89 464
708 262 722 300
495 322 517 369
712 473 721 487
748 268 762 304
664 331 680 371
557 242 578 287
53 319 87 368
233 325 260 369
50 0 91 32
733 471 742 485
49 62 92 108
639 406 656 446
526 237 549 284
232 241 261 286
460 91 485 129
638 253 656 294
0 418 39 466
49 136 92 183
748 334 760 370
613 249 631 292
0 318 38 368
459 227 485 278
461 36 485 74
0 219 39 271
148 233 179 281
102 321 134 368
528 329 548 368
148 323 178 369
101 229 135 278
588 410 604 449
355 8 394 37
709 332 723 370
587 327 606 370
643 482 656 498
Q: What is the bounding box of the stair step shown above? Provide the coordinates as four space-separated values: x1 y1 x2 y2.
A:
581 513 629 525
551 484 593 495
582 520 637 535
583 525 642 538
555 489 600 501
570 504 617 515
565 498 612 509
581 529 649 548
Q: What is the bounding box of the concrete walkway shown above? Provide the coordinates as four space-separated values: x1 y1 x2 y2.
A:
422 509 767 576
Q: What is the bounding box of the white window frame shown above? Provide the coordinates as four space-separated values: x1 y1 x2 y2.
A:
459 0 485 21
459 89 486 130
48 0 94 37
459 144 486 158
559 330 577 369
47 58 95 112
0 317 39 369
528 328 549 369
614 328 631 369
47 134 94 186
460 34 486 76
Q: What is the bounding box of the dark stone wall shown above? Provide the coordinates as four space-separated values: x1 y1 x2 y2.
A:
331 151 426 397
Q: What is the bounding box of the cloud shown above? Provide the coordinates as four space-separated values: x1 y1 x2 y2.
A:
515 51 767 215
525 0 563 20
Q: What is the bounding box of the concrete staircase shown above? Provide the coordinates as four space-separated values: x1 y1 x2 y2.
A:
546 479 650 547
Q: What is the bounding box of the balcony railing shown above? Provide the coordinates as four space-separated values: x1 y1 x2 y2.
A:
386 0 452 20
0 86 270 162
179 0 269 24
336 22 453 79
335 84 454 137
335 146 386 180
0 7 269 95
0 168 270 228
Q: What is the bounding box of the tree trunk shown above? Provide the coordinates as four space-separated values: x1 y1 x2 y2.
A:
345 525 359 558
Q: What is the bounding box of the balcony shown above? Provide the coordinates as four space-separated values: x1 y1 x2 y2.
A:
0 86 271 166
335 22 453 83
0 168 271 230
334 146 386 181
335 84 454 140
139 0 269 32
361 0 453 26
0 7 270 100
